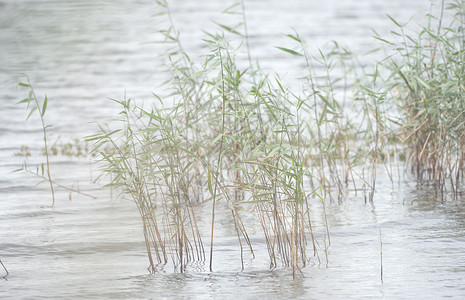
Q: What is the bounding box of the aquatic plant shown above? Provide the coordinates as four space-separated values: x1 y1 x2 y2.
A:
377 0 465 195
16 0 465 278
16 76 55 205
16 78 96 201
87 0 331 276
90 0 465 275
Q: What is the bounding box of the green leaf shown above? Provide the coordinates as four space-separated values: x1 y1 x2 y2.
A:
373 36 394 45
17 98 31 105
216 23 243 36
18 82 30 88
266 145 281 158
416 76 430 90
211 132 223 145
151 11 167 17
275 77 286 93
104 129 122 138
42 95 48 116
222 2 241 14
386 14 402 27
285 33 302 43
26 106 37 120
275 46 303 56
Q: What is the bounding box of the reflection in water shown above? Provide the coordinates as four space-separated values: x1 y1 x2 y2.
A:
1 0 464 299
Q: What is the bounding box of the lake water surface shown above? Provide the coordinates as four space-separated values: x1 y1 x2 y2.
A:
1 0 465 299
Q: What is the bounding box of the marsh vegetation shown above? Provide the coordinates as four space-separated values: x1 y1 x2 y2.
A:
15 0 465 278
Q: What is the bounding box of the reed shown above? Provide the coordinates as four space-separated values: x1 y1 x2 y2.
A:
16 78 97 201
86 0 331 275
376 0 465 196
17 0 465 276
17 76 55 205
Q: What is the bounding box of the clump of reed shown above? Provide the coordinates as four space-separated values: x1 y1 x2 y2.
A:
85 0 465 275
87 0 334 276
279 34 394 203
377 0 465 195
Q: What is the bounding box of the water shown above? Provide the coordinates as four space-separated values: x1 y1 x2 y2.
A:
1 0 465 298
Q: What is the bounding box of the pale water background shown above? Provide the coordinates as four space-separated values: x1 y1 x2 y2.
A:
1 0 465 299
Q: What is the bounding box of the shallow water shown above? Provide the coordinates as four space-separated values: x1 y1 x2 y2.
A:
1 0 465 299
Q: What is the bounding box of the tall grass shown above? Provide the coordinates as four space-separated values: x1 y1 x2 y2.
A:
32 0 464 275
86 0 334 275
16 77 97 202
376 0 465 196
16 76 55 205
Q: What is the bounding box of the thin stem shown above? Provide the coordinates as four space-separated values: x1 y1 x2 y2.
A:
380 228 383 283
209 48 227 272
25 77 55 205
241 0 252 68
1 259 9 278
